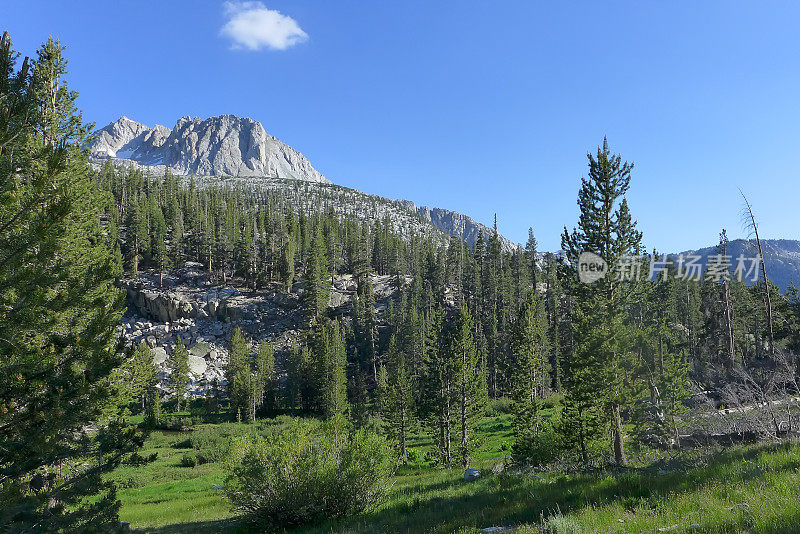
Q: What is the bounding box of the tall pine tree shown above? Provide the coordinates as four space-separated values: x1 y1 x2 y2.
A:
561 138 643 466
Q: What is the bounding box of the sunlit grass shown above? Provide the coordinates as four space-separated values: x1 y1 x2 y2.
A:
111 412 800 533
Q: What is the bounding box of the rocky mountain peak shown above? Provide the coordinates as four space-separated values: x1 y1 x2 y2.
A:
89 115 330 183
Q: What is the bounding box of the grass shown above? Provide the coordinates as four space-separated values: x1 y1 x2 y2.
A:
110 430 234 530
111 409 800 533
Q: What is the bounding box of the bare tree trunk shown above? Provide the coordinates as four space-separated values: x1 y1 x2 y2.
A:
612 404 626 466
723 279 735 372
461 386 469 468
672 414 681 449
578 411 588 466
400 405 407 464
741 191 774 355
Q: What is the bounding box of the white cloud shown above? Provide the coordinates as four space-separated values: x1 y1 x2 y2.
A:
220 2 308 51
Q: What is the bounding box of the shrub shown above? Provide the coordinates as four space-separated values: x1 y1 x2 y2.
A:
191 423 256 463
406 448 425 466
179 453 196 468
512 419 562 467
224 416 396 528
485 397 515 417
545 514 583 533
122 452 158 466
171 438 193 449
541 393 564 411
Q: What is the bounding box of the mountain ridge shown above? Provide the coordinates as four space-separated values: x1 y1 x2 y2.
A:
678 238 800 291
88 115 522 252
90 115 330 183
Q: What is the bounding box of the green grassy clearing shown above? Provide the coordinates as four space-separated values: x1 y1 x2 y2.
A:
112 410 800 533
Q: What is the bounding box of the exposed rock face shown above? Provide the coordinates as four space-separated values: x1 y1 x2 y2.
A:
395 200 519 253
90 115 330 183
118 264 404 394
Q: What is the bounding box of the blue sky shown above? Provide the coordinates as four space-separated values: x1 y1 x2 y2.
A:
4 1 800 251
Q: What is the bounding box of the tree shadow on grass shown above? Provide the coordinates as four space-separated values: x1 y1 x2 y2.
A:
299 440 800 534
133 518 247 534
140 441 800 534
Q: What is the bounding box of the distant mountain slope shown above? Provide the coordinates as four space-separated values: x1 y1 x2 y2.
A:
89 115 521 252
89 115 330 183
190 175 452 245
396 201 519 252
680 239 800 291
183 175 520 252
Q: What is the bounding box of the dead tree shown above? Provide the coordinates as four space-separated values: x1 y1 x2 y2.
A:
740 190 775 356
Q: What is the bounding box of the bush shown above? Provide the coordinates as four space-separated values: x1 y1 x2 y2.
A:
512 419 562 467
406 448 425 466
154 415 198 431
545 514 583 533
224 416 396 528
191 423 257 463
541 393 564 411
485 397 515 417
179 453 196 468
171 438 193 449
122 452 158 466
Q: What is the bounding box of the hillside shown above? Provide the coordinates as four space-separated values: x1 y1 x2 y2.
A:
680 238 800 291
89 116 521 252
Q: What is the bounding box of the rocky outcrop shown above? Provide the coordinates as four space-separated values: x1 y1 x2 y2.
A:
118 265 404 394
90 115 330 183
395 200 520 253
421 205 519 253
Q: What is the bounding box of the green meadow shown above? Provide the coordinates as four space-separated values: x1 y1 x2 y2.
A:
110 408 800 534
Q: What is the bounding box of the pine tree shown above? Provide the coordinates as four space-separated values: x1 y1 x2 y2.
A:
561 137 643 466
448 307 486 468
126 197 149 275
144 380 163 429
543 253 564 391
170 204 184 268
525 227 539 292
353 271 378 381
419 306 455 465
321 320 349 417
170 336 190 412
226 328 251 421
631 255 691 447
376 363 389 420
279 238 296 291
510 292 550 463
349 367 370 428
128 341 158 413
254 341 276 415
303 224 330 324
0 34 140 530
151 203 169 287
284 341 303 411
382 335 415 463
